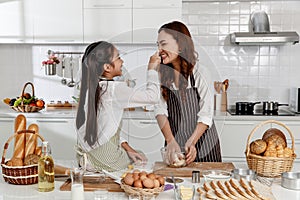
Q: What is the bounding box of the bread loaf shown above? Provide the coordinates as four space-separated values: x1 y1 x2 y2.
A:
25 124 38 158
250 139 267 155
13 114 26 159
262 128 287 147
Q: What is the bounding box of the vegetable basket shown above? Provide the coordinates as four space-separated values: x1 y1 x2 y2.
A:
245 120 296 178
11 82 44 112
1 130 45 185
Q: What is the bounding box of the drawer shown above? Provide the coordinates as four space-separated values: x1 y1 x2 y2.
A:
84 0 131 9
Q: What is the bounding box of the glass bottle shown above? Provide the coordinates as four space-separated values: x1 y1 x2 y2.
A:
38 141 55 192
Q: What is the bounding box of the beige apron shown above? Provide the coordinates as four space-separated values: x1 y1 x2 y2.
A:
76 128 131 172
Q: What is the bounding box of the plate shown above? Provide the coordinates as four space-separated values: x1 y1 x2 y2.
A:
202 170 232 181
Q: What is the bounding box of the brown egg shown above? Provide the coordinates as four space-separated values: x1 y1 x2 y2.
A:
133 179 143 188
140 174 147 181
147 173 156 180
133 169 140 174
133 173 140 181
139 171 147 177
157 176 165 186
124 175 134 186
142 178 154 189
153 179 160 188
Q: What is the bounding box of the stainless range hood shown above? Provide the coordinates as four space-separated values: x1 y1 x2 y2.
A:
230 11 299 45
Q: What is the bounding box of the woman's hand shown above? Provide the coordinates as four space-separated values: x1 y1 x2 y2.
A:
148 51 161 71
185 138 197 164
166 139 181 165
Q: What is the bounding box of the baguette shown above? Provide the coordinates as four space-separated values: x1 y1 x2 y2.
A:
25 124 38 157
13 114 26 159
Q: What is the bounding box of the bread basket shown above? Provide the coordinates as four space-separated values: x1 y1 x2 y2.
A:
120 179 164 198
1 130 45 185
245 120 296 178
11 82 44 112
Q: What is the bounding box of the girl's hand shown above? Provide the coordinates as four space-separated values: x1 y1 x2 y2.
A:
126 150 148 164
185 139 197 164
148 51 161 71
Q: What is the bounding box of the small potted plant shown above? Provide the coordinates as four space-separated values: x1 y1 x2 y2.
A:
42 55 60 76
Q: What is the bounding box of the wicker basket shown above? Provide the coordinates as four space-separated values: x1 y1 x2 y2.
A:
245 120 296 178
120 179 164 198
1 130 45 185
10 82 44 112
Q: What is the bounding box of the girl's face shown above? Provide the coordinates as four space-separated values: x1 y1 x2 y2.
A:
110 48 123 77
157 30 180 65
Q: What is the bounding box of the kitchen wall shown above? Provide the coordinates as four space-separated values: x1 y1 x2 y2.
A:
1 0 300 108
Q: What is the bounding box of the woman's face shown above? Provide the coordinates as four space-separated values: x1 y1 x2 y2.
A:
157 30 180 65
110 47 123 77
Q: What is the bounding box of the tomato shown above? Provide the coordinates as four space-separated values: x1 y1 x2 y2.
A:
29 102 36 107
36 100 45 108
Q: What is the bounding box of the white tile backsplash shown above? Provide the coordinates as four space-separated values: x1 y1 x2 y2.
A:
0 0 300 108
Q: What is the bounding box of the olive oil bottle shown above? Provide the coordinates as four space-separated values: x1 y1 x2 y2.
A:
38 141 55 192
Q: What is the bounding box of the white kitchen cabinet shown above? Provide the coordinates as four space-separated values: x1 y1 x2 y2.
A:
132 0 182 43
0 118 15 158
29 0 83 43
83 0 132 43
34 118 77 160
124 119 165 164
0 0 33 43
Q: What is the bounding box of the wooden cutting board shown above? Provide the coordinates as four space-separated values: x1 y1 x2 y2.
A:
153 162 235 177
60 177 123 192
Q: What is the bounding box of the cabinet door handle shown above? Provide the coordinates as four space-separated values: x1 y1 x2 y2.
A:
0 119 14 122
36 120 68 123
93 4 125 8
223 122 255 125
139 121 157 125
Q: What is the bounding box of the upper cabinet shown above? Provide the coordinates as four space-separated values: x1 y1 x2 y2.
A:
29 0 83 43
132 0 182 43
0 0 182 44
83 0 132 43
83 0 182 44
0 0 33 43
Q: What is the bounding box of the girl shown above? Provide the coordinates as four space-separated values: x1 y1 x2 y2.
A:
76 41 160 172
154 21 222 164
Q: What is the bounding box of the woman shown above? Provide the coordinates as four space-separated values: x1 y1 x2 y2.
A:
76 41 160 172
154 21 222 164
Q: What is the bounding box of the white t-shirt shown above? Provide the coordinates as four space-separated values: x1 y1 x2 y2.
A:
78 69 160 152
154 62 214 127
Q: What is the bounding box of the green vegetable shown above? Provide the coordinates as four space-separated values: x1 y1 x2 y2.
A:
13 98 22 106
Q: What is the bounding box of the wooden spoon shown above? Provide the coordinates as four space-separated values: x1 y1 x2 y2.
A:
223 79 229 91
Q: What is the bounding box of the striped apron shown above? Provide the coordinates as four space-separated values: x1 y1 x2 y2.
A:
166 74 222 162
76 128 131 172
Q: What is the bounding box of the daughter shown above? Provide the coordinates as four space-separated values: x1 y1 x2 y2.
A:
75 41 161 172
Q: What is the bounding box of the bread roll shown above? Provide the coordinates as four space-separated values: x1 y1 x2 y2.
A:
25 124 38 158
13 114 26 159
24 154 39 165
10 157 23 166
250 139 267 155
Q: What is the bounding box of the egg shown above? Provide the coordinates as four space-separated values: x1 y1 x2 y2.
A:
133 169 140 174
133 173 140 181
153 179 160 188
157 176 165 186
139 171 147 177
133 179 143 188
140 174 147 181
123 175 134 186
142 178 154 189
147 173 156 180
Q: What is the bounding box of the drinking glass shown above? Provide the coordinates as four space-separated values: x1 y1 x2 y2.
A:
71 167 85 200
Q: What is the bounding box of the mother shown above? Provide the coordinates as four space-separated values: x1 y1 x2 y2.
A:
154 21 222 164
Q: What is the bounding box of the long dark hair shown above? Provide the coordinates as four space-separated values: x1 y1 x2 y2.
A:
158 21 198 101
76 41 115 147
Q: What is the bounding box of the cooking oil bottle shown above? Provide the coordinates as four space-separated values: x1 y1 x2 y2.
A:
38 141 55 192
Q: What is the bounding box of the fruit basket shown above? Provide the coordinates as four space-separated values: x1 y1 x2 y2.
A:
5 82 45 112
245 120 296 178
1 130 45 185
